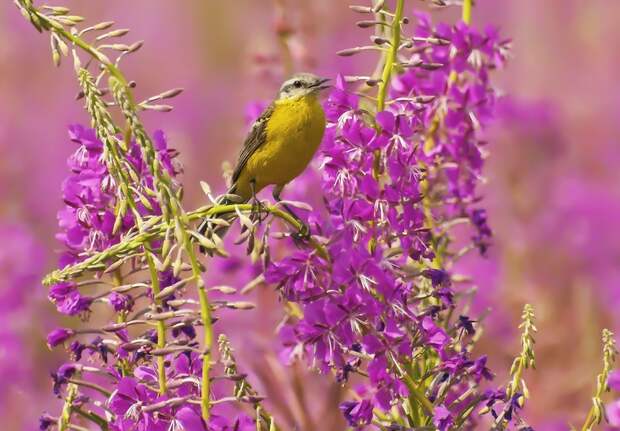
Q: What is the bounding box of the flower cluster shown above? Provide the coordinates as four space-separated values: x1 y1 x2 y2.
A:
28 0 619 430
48 125 180 317
264 10 515 429
57 124 179 268
44 127 263 431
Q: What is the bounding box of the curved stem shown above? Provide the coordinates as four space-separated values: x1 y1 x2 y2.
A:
376 0 405 112
73 408 109 431
44 203 329 286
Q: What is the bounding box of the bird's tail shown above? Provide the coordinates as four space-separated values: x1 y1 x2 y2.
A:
197 186 245 254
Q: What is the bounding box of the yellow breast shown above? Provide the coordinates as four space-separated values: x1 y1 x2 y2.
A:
241 95 326 195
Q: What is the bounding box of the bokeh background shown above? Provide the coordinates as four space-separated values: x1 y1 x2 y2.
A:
1 1 619 429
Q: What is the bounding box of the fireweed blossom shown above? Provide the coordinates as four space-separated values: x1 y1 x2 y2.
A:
265 6 517 428
13 0 618 430
49 125 180 317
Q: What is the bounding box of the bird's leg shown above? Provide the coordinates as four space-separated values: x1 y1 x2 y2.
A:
272 185 310 240
249 179 267 223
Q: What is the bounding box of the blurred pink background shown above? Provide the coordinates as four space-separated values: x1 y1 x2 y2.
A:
1 1 619 429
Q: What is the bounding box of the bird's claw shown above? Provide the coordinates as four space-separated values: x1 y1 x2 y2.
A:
250 198 267 222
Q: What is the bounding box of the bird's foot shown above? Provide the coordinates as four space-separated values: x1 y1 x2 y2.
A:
250 198 268 223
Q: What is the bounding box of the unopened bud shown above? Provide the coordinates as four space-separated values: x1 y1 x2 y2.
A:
349 5 373 14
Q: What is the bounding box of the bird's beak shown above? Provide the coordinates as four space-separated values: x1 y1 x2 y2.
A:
314 77 331 91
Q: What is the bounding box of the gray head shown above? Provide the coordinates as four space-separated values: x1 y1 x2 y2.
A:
277 73 330 100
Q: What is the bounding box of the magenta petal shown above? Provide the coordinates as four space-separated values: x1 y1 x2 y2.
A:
376 110 395 133
176 407 206 431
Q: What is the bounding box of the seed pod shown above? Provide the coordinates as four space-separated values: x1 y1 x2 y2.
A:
95 29 130 41
140 104 174 112
81 21 115 34
65 15 85 23
337 48 360 57
190 230 217 251
412 36 451 46
155 278 189 300
370 35 390 45
152 88 184 101
52 49 61 67
240 275 265 295
418 62 445 71
99 43 132 52
42 6 71 15
209 285 237 294
112 283 148 293
356 20 386 28
337 46 383 56
349 5 373 14
224 301 256 310
370 79 387 87
127 41 144 53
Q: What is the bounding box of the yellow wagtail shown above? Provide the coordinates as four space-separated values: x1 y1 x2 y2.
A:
199 73 330 244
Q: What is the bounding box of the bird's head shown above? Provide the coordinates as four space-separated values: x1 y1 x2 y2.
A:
277 73 330 100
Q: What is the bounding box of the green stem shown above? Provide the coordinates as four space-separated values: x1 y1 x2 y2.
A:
462 0 472 25
43 203 329 286
179 214 213 420
146 251 168 394
581 329 617 431
58 383 78 431
16 4 133 101
581 411 595 431
402 373 434 416
197 280 213 419
376 0 404 112
73 408 109 431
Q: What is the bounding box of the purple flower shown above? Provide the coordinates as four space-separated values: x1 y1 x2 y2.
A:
48 281 76 302
457 315 476 336
433 405 453 431
175 407 206 431
57 125 180 266
423 269 451 287
33 3 511 428
607 400 620 427
339 399 374 427
68 341 86 361
207 414 255 431
421 316 450 350
108 292 133 312
609 370 620 392
47 328 74 348
52 363 78 396
39 414 54 430
56 291 92 316
107 377 162 430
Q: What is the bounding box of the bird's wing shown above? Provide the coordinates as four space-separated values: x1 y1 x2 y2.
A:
231 103 275 185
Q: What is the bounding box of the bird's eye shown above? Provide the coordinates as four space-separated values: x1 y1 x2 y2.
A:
293 80 302 88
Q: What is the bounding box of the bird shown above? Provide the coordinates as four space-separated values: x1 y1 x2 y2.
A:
198 73 330 248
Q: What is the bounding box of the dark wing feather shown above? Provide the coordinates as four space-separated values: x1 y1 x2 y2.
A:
231 104 275 186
